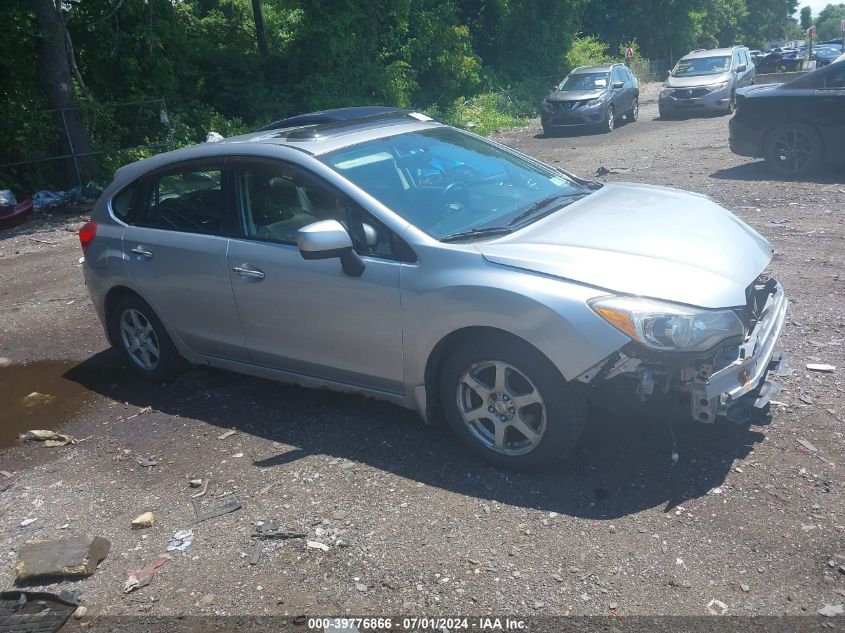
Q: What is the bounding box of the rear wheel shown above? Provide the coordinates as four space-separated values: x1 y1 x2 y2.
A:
113 294 185 381
764 122 823 178
439 334 587 471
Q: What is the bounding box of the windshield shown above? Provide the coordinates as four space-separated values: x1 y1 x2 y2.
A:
558 72 609 91
320 128 587 240
672 56 731 77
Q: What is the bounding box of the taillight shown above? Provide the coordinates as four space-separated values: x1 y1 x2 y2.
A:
79 221 97 254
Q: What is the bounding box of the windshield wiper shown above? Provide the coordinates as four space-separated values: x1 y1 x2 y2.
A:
440 226 514 243
507 191 590 227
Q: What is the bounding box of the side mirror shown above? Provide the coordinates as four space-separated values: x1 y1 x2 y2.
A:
611 81 624 89
736 64 747 72
297 219 365 277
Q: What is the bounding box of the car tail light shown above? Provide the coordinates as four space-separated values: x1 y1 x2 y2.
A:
79 221 97 254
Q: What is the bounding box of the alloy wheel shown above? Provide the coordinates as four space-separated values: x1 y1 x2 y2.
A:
119 308 161 370
769 126 816 175
606 106 615 131
456 360 547 456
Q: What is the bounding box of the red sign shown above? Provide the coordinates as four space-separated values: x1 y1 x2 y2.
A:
625 47 634 58
807 25 816 38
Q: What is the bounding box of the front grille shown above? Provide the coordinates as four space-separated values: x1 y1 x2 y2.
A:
673 87 710 99
551 101 578 111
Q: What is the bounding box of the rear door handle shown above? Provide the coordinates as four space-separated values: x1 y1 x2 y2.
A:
232 265 265 280
130 246 153 259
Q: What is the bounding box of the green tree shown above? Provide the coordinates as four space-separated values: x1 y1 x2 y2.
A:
815 3 845 40
799 5 812 29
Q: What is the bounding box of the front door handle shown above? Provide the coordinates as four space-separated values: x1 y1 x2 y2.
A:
130 246 153 259
232 265 265 280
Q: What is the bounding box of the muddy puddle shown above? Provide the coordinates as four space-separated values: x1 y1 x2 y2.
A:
0 360 91 449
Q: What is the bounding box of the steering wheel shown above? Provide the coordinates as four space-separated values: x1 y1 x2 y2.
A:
439 181 471 216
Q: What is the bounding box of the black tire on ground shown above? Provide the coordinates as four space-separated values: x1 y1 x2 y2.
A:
726 91 736 114
659 106 672 120
112 293 186 382
602 105 615 133
438 333 587 471
542 125 555 137
626 97 639 122
764 122 823 178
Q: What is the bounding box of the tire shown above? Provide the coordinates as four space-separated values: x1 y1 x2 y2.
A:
438 333 587 471
626 97 639 123
112 294 185 382
602 105 615 133
659 105 672 120
726 91 736 115
542 125 553 137
764 122 823 178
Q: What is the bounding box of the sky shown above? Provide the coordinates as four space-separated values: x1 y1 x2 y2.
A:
798 0 838 16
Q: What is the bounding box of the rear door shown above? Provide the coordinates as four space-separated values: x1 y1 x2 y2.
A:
225 157 406 392
122 158 248 361
611 67 629 112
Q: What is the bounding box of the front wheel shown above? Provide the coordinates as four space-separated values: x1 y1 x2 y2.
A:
726 92 736 114
764 122 823 178
439 334 587 471
602 105 615 133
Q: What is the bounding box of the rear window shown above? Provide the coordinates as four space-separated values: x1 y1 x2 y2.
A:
110 185 136 224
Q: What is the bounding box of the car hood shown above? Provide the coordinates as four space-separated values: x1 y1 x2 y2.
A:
476 183 773 309
547 89 606 101
665 72 731 88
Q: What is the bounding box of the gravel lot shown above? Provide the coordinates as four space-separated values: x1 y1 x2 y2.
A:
1 86 844 623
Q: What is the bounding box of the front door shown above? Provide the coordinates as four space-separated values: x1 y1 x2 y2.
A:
123 159 248 361
225 158 405 393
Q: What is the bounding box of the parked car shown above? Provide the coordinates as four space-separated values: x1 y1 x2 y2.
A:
80 109 788 470
729 60 845 177
813 44 843 67
660 46 755 117
541 64 638 134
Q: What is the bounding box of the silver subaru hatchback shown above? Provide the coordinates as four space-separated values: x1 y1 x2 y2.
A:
80 110 787 470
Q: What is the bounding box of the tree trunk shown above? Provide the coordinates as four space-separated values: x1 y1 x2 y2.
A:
251 0 268 57
30 0 95 187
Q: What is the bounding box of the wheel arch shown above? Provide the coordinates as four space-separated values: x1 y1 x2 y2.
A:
422 326 562 425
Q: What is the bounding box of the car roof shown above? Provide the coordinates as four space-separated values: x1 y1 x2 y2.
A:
571 65 617 73
259 106 412 132
111 111 444 184
682 48 737 59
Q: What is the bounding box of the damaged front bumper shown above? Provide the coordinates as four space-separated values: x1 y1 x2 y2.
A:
691 281 789 421
577 281 789 423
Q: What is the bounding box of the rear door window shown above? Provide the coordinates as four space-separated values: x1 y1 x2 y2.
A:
110 185 136 224
144 162 228 235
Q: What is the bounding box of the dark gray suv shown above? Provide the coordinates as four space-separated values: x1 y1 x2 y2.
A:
541 64 639 135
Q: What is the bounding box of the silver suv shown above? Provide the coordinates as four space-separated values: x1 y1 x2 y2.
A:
80 110 787 470
659 46 755 117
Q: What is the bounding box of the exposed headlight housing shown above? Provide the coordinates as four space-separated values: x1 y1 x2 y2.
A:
585 96 606 107
589 296 745 352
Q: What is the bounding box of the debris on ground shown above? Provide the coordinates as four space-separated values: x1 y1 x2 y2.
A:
124 558 167 593
307 541 330 552
798 439 818 453
806 363 835 373
250 542 264 565
21 392 56 408
706 599 728 615
15 536 110 580
131 512 155 529
818 604 844 617
0 470 11 478
190 497 240 523
190 478 209 499
166 529 193 552
73 605 88 619
0 591 78 632
252 520 306 540
124 406 152 421
707 486 723 495
217 430 236 440
20 518 37 527
21 429 77 447
136 456 159 468
188 478 203 488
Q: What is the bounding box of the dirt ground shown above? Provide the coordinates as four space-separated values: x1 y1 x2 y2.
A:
1 85 844 624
